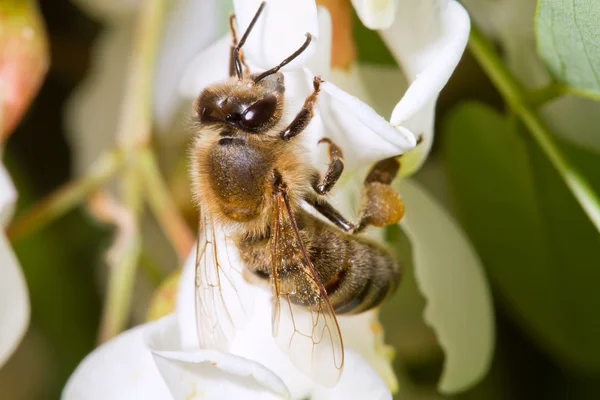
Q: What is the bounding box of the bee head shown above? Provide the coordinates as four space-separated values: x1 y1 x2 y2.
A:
195 72 285 133
193 1 312 134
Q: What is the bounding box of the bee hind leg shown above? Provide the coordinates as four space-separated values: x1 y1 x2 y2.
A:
304 157 404 234
353 157 404 233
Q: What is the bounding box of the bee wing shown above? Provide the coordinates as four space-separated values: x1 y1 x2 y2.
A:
194 206 254 350
270 190 344 386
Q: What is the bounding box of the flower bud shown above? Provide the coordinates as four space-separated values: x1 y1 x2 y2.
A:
0 1 49 142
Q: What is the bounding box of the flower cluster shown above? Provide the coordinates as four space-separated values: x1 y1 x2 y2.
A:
60 0 494 399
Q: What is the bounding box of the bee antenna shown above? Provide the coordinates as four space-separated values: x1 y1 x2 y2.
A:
254 33 312 83
233 1 267 79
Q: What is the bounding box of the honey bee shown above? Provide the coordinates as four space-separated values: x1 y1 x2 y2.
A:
190 2 405 386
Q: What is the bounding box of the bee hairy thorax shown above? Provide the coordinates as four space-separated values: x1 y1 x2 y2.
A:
236 210 402 315
207 133 273 222
205 129 308 225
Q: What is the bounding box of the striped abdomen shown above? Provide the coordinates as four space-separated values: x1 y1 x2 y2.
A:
236 211 402 315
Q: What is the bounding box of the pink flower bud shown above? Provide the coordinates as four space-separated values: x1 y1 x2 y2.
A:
0 1 49 142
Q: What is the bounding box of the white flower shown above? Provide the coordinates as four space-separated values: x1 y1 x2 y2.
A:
64 252 392 400
65 0 494 397
0 159 30 368
183 0 493 393
326 1 494 391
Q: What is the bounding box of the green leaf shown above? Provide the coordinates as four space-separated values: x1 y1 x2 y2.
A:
536 0 600 95
443 102 600 372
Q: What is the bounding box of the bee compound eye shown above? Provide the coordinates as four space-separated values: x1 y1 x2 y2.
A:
241 94 277 129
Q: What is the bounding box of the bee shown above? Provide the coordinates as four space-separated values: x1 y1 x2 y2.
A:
190 1 405 386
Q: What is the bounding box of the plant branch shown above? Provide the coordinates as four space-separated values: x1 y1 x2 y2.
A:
527 83 566 107
138 149 194 261
528 82 600 107
6 147 124 241
89 190 142 343
97 0 166 342
115 0 165 149
469 24 600 232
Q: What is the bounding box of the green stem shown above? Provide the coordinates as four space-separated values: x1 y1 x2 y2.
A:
561 85 600 102
97 195 142 343
140 245 168 287
528 83 566 107
116 0 165 149
528 82 600 107
138 149 194 261
7 148 124 241
98 0 166 342
469 24 600 231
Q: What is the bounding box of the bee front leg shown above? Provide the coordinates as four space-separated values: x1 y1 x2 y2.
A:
280 76 322 141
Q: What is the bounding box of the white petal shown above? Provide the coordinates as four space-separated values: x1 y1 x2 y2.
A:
0 161 17 225
0 163 29 368
233 0 318 70
380 0 470 175
351 0 398 30
179 34 231 99
176 242 396 398
316 70 416 171
175 247 200 349
228 292 392 399
62 322 171 400
66 20 135 174
179 5 330 99
312 350 391 400
176 245 315 398
176 231 256 352
153 0 224 132
338 311 397 392
397 179 494 393
305 7 332 80
146 315 290 400
0 233 29 368
229 290 316 398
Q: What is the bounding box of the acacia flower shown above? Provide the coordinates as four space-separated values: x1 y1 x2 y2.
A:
65 0 493 398
180 0 493 393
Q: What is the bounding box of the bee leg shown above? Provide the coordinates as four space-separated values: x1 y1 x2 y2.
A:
228 14 251 77
305 157 403 234
304 194 355 233
353 157 404 233
311 138 344 195
280 76 323 141
228 14 238 77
